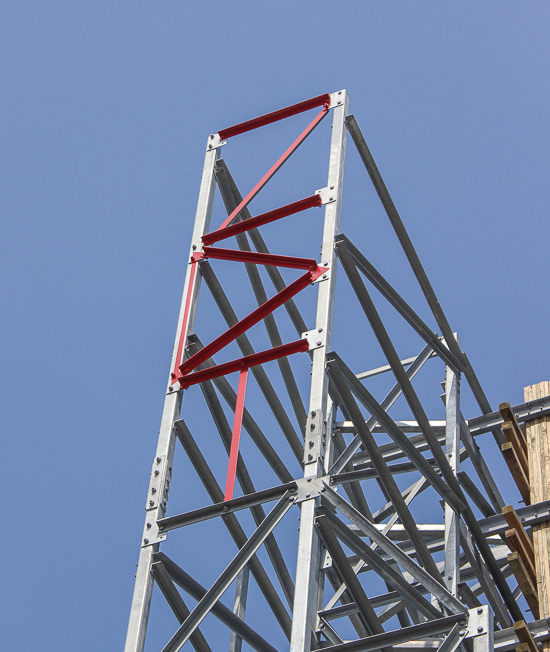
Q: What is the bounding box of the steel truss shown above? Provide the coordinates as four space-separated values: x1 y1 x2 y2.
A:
124 91 550 652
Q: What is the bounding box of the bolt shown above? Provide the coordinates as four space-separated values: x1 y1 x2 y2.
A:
330 186 334 190
329 197 333 201
321 487 326 492
459 630 466 636
146 523 152 529
306 493 310 498
477 627 483 633
447 575 452 580
318 327 323 332
192 244 197 250
338 91 342 95
223 505 228 511
521 516 526 521
309 441 314 449
477 608 483 614
308 454 313 461
154 470 160 476
149 500 155 506
208 144 212 149
311 411 316 418
317 341 322 346
156 457 161 464
337 101 342 105
310 424 315 431
210 134 215 139
151 487 157 494
168 386 173 392
307 477 312 482
323 262 328 266
143 538 149 544
322 274 327 279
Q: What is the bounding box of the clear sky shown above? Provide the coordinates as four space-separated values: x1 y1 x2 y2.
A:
1 2 549 651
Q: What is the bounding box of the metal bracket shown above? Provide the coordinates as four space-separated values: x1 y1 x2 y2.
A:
329 90 346 110
312 263 330 284
302 329 326 351
206 133 227 151
315 187 337 205
462 606 493 652
145 454 171 512
295 476 330 503
304 410 327 463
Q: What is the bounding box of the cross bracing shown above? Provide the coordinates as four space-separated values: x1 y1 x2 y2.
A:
124 91 550 652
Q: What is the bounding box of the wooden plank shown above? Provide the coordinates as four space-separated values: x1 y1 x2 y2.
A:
500 402 528 447
508 555 539 619
502 442 531 505
503 505 535 567
526 381 550 631
503 421 529 477
513 620 539 652
506 528 536 585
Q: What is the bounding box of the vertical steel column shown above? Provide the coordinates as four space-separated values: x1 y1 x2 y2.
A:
290 90 348 652
444 337 461 598
123 140 220 652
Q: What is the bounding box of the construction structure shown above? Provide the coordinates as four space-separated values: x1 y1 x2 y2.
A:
123 90 550 652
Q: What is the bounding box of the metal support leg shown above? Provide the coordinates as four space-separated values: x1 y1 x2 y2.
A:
123 141 219 652
290 90 349 652
444 341 461 597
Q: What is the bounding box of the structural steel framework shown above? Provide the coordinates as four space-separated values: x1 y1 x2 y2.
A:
124 91 550 652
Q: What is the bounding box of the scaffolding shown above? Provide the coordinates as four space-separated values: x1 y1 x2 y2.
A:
123 90 550 652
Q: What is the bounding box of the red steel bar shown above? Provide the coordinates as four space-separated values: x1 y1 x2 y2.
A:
218 93 331 140
224 368 249 501
170 259 198 384
216 106 329 232
178 266 324 377
177 339 309 389
201 194 322 246
203 246 318 271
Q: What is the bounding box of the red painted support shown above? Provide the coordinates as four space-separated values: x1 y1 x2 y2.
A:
218 93 331 140
224 368 249 501
177 266 325 378
216 106 329 233
177 339 309 389
201 194 322 246
171 260 198 384
203 246 318 271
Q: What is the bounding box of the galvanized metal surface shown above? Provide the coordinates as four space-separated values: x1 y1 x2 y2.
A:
123 92 537 652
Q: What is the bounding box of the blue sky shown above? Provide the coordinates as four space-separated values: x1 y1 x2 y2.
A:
1 2 549 651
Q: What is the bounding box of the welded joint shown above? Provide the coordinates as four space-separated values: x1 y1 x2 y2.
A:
315 187 337 205
206 133 227 151
329 89 347 110
295 476 329 503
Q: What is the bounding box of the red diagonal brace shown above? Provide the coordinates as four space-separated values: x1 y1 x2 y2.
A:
178 266 325 378
216 106 329 232
224 368 248 501
203 247 318 271
201 194 322 246
177 339 309 389
218 93 331 140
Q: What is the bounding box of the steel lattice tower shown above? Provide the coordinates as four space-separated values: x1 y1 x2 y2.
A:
123 90 550 652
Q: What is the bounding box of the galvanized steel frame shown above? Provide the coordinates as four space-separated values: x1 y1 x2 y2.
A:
123 91 544 652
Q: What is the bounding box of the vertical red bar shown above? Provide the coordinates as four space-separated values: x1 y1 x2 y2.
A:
224 368 249 501
171 260 198 384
